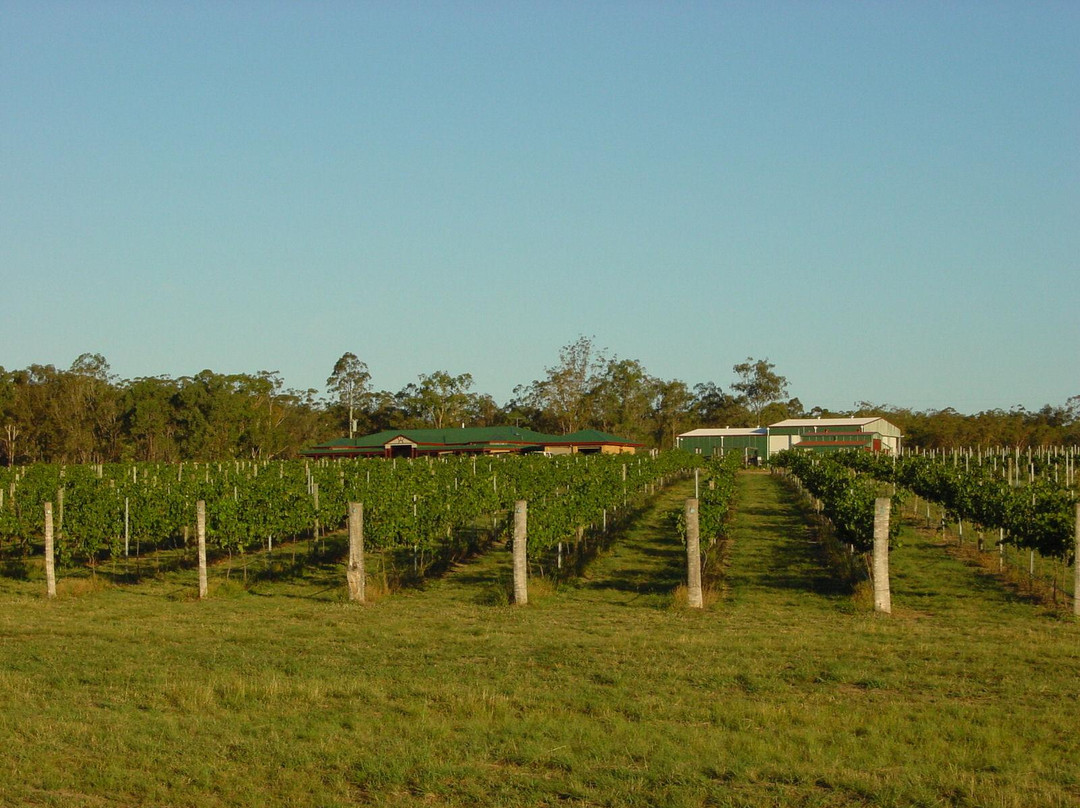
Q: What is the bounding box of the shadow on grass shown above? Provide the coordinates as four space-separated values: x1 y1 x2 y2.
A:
735 474 856 601
758 525 852 597
579 563 684 597
1 557 30 580
563 488 696 606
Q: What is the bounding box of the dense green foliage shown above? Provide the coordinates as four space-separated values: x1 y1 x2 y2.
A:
772 450 902 551
0 453 702 577
834 451 1078 560
3 349 1077 466
516 452 698 553
846 400 1080 448
0 347 799 464
697 453 740 541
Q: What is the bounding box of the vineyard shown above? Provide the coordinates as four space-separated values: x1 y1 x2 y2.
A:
835 448 1079 559
1 445 1076 602
0 451 735 594
1 449 1079 806
773 446 1080 612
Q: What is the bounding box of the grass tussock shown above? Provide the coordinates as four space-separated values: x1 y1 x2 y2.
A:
671 581 722 609
850 578 875 612
54 574 111 598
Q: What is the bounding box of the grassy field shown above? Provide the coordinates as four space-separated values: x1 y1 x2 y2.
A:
1 472 1078 807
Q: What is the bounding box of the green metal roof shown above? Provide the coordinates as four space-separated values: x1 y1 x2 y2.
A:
301 426 642 456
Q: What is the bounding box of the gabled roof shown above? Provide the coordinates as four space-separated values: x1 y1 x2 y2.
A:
357 426 555 447
301 426 642 456
770 418 882 428
560 429 644 445
678 427 767 438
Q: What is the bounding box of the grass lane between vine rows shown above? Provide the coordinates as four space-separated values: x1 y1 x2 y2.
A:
0 472 1077 807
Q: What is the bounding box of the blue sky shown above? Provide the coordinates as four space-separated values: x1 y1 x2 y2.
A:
2 1 1077 413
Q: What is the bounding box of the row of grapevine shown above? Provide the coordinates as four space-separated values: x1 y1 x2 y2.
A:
772 450 901 551
835 451 1078 560
697 453 741 541
900 445 1080 489
519 450 698 555
0 452 703 575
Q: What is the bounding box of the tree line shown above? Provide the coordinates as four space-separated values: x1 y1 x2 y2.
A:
1 340 1077 465
847 400 1080 451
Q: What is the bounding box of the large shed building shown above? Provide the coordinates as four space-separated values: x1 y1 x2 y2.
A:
768 417 902 455
677 417 902 461
674 428 769 463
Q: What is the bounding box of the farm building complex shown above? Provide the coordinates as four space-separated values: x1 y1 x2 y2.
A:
301 427 642 459
677 417 902 462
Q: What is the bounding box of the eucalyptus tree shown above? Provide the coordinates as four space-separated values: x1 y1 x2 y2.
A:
517 336 607 434
398 371 475 429
731 357 789 425
691 382 746 427
41 354 120 463
652 379 694 449
592 358 656 442
172 371 249 459
465 392 502 427
0 367 19 465
326 353 372 438
119 376 181 461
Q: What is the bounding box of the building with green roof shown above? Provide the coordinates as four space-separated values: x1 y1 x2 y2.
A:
301 426 642 459
677 417 902 461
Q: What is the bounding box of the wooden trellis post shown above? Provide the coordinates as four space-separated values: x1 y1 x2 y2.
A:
873 497 892 615
347 502 365 603
685 498 703 609
44 502 56 599
197 500 208 599
513 500 528 605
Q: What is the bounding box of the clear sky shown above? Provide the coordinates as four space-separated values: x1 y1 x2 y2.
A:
3 1 1077 414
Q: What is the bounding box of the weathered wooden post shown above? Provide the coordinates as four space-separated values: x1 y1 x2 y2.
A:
347 502 365 603
1073 503 1080 618
512 500 528 605
685 498 703 609
197 500 208 599
44 502 56 598
873 497 892 614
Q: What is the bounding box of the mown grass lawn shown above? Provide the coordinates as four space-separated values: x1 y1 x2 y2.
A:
0 472 1077 807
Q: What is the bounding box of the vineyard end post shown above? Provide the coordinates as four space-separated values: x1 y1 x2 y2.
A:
873 497 892 615
512 500 528 605
44 502 56 599
685 498 703 609
347 502 365 603
197 500 208 600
